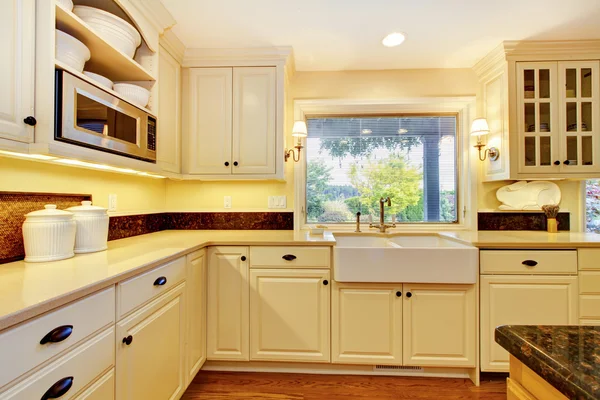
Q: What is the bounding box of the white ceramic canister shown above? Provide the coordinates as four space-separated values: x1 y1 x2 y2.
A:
66 201 109 253
22 205 76 262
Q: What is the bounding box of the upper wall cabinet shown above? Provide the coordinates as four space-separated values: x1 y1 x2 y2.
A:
474 41 600 180
183 66 280 179
157 44 182 174
0 0 35 145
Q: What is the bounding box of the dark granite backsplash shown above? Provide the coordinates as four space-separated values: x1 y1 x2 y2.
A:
478 211 570 231
0 191 294 264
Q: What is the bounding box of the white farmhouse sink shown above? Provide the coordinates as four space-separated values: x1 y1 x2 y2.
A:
333 234 478 284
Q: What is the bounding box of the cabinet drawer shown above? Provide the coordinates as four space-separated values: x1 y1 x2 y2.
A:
480 250 577 275
0 327 114 400
0 287 115 389
250 246 330 268
117 257 186 318
580 295 600 318
72 369 114 400
578 249 600 270
579 271 600 294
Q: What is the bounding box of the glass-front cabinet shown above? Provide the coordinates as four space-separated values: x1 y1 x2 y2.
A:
517 61 600 175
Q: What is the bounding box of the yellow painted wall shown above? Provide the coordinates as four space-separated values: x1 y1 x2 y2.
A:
0 157 166 214
165 68 479 211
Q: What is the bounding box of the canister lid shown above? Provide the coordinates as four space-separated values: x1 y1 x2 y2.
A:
25 204 73 219
66 201 108 214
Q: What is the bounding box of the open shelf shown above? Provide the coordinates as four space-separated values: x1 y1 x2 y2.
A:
56 60 156 117
55 3 155 82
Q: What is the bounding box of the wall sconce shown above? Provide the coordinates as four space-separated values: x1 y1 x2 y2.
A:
471 118 499 161
285 121 308 162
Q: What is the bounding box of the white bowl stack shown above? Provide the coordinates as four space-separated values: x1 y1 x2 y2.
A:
22 205 76 263
67 201 109 254
55 29 90 72
113 83 150 108
73 5 142 59
83 71 113 89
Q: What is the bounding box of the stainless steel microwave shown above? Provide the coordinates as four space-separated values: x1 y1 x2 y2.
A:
55 70 156 162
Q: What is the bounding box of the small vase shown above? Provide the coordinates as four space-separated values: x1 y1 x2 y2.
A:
547 218 558 233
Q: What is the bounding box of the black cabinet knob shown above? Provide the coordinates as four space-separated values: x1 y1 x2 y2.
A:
233 161 239 166
282 254 297 261
554 160 560 166
41 376 73 399
153 276 167 286
122 335 133 345
564 160 570 165
396 291 402 297
323 280 329 286
522 260 538 267
23 116 37 126
241 256 246 261
40 325 73 345
224 162 229 167
406 292 412 298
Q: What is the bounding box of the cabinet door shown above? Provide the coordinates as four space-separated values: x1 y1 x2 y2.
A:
186 249 206 383
232 67 276 175
0 0 35 143
402 284 476 367
481 275 578 372
250 268 330 362
157 45 181 174
207 246 249 360
332 283 402 365
116 284 186 400
186 68 233 175
517 62 560 174
558 61 600 173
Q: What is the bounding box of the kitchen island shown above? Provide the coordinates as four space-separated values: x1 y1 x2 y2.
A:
495 325 600 399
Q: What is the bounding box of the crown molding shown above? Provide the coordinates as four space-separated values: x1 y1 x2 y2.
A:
183 46 294 67
503 39 600 58
160 29 185 64
472 42 506 78
129 0 176 35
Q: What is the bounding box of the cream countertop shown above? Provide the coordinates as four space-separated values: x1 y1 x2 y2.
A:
440 230 600 248
0 230 335 331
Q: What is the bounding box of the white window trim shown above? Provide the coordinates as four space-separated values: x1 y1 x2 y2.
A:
293 97 478 232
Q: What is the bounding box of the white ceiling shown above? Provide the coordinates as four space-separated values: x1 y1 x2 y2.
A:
161 0 600 71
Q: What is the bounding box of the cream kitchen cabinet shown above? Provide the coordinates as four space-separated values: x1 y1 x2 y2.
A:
402 284 476 367
207 246 249 361
183 67 280 179
116 283 187 400
332 283 403 365
0 0 35 145
186 249 207 383
157 44 182 174
480 275 578 372
249 268 330 362
331 283 476 368
474 42 600 180
578 249 600 324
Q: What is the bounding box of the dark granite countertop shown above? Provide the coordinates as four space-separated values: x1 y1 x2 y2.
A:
495 325 600 400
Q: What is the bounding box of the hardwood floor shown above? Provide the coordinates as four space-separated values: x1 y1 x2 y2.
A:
182 371 507 399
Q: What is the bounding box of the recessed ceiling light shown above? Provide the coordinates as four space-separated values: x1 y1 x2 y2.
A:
382 32 406 47
361 129 372 135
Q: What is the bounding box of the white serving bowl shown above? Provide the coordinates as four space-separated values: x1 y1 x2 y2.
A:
73 6 141 59
113 83 150 108
55 29 91 72
56 0 74 11
22 205 76 263
83 71 113 90
67 201 109 254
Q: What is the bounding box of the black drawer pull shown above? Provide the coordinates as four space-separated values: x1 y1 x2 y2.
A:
224 162 229 167
233 161 239 166
396 291 402 297
153 276 167 286
40 325 73 345
323 280 329 286
24 116 37 126
406 292 412 298
241 256 247 261
123 335 133 345
41 376 73 399
282 254 297 261
522 260 538 267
